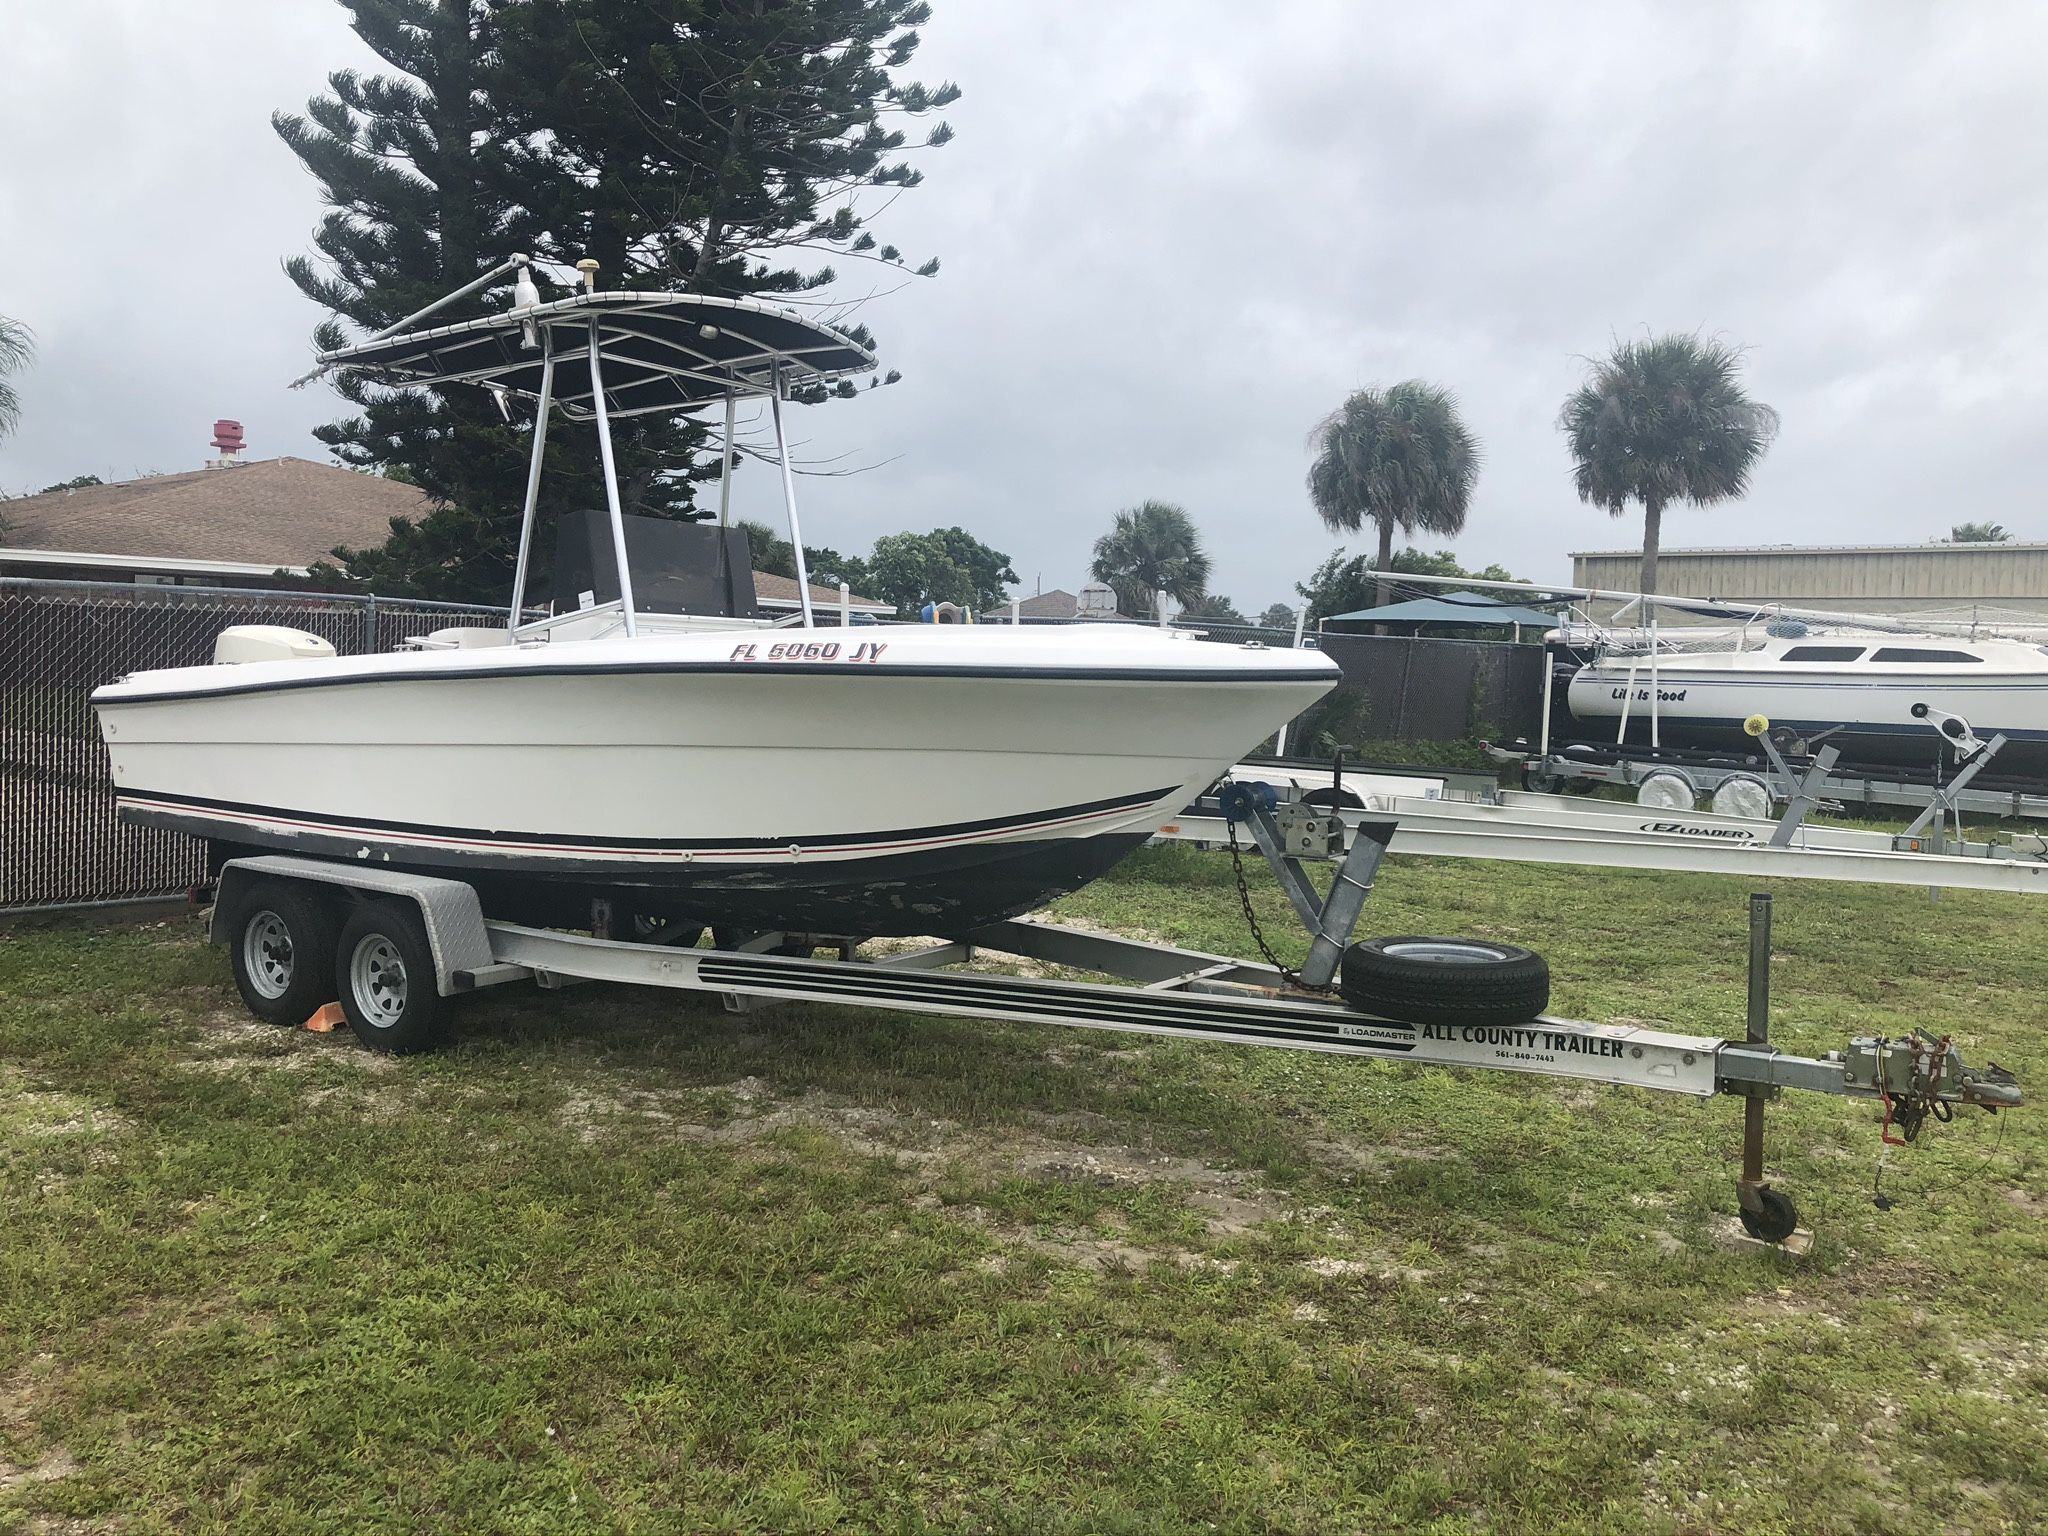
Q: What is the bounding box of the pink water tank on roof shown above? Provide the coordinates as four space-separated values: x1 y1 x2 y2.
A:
211 419 245 454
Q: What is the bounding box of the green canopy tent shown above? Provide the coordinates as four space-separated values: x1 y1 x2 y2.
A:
1324 591 1563 640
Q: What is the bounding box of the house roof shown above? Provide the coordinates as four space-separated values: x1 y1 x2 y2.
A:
1014 588 1080 618
753 571 892 612
1327 592 1562 628
0 457 431 571
0 459 891 608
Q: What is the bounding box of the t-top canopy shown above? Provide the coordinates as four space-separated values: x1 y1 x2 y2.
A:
314 290 877 419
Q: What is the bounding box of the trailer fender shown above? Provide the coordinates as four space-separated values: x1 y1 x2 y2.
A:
210 855 495 996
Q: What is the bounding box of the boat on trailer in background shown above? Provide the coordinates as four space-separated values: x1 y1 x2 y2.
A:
92 256 1337 936
1378 572 2048 781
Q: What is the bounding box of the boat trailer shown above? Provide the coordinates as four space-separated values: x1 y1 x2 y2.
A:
205 783 2022 1247
1170 719 2048 897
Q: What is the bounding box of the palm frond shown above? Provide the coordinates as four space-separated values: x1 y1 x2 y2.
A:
0 315 36 442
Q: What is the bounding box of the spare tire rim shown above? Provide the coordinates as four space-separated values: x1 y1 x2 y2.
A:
1381 940 1514 965
243 911 294 999
351 934 408 1029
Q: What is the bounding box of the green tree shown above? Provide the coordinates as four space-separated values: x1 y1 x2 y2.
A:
1089 501 1212 619
1950 521 2010 543
1559 334 1779 594
491 0 952 305
0 316 32 444
736 519 797 579
801 546 874 597
278 0 956 601
36 475 103 494
867 527 1017 613
1257 602 1296 632
1182 594 1246 623
1306 381 1480 611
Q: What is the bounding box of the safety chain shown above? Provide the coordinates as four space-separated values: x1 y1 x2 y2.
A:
1224 818 1310 988
1877 1034 1956 1146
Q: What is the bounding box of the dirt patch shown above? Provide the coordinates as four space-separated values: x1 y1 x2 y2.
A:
1 1067 131 1143
175 1011 400 1079
0 1354 76 1501
1303 1254 1432 1285
2 1071 133 1192
554 1082 1296 1230
0 1444 78 1493
555 1078 1309 1267
939 1204 1215 1274
2002 1186 2048 1219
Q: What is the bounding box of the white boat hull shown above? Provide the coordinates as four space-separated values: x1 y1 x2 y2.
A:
1566 645 2048 771
95 626 1335 933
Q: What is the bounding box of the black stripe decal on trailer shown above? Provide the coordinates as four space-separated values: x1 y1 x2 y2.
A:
96 658 1333 706
116 784 1178 854
692 956 1419 1052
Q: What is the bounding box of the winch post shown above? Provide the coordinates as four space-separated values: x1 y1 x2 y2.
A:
1762 740 1840 848
1898 729 2006 849
1222 784 1395 989
1300 821 1393 988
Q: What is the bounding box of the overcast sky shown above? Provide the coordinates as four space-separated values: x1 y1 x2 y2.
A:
3 1 2044 612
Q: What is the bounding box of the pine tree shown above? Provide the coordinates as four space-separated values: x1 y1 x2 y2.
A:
277 0 957 602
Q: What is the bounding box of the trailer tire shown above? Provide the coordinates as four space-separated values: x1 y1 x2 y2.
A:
335 901 446 1055
1339 937 1549 1027
1737 1186 1800 1244
227 880 342 1026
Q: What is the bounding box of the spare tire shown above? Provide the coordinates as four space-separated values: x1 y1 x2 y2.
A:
1339 937 1550 1027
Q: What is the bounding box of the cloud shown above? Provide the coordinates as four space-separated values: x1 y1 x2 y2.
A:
4 0 2044 608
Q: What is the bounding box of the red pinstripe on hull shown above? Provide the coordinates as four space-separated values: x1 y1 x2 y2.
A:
113 792 1167 864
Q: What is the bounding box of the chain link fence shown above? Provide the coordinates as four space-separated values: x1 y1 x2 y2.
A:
0 578 513 911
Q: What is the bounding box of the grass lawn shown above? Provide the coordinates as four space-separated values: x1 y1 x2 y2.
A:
3 847 2045 1533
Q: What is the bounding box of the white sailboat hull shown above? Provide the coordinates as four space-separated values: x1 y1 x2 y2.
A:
1566 639 2048 770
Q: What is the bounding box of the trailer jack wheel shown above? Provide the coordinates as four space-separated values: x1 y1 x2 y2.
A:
1737 1184 1800 1244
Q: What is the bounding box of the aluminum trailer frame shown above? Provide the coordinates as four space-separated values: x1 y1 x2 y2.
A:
1494 739 2048 822
1160 804 2048 894
210 831 2022 1245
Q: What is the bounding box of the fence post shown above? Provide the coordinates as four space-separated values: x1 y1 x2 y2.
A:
363 591 379 654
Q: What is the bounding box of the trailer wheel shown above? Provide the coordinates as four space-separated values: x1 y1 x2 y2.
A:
1738 1186 1800 1244
335 902 446 1055
1711 774 1773 821
1339 937 1550 1027
227 880 341 1025
1636 771 1697 812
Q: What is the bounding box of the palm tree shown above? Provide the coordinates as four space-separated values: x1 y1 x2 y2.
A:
1305 381 1480 610
0 315 33 444
1090 501 1211 618
1950 521 2010 544
1559 334 1779 593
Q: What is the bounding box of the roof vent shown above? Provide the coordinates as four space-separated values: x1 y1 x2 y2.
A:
208 419 246 469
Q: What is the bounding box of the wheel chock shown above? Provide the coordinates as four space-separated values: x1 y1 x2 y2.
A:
303 1001 346 1033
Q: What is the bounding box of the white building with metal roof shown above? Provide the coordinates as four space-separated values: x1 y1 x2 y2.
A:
1571 541 2048 622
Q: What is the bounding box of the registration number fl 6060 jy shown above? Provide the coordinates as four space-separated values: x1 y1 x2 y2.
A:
729 641 889 663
